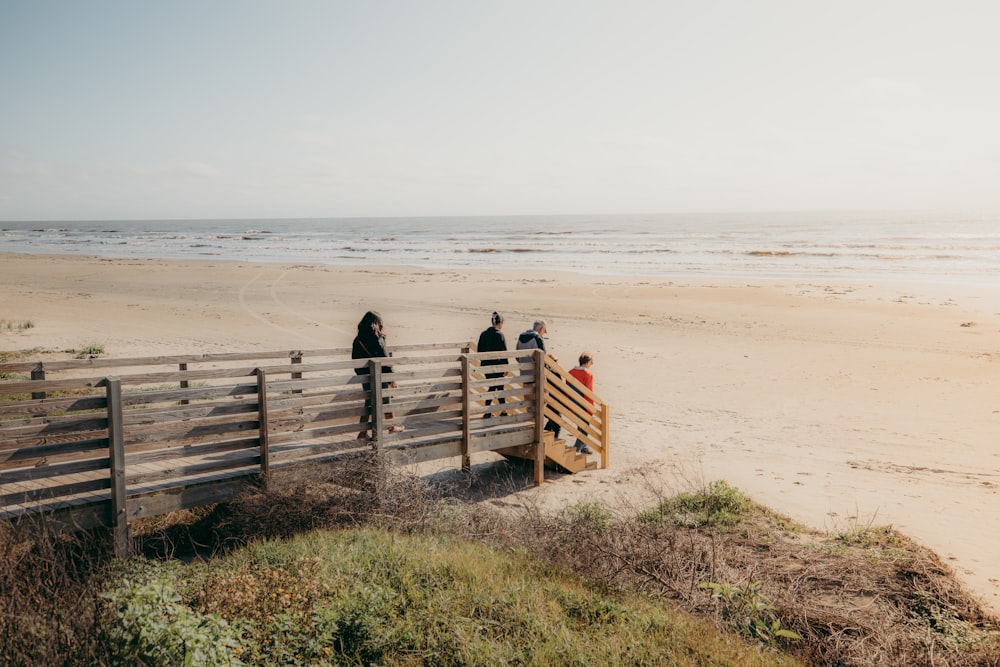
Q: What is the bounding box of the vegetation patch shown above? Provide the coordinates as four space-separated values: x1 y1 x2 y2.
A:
0 319 35 333
72 342 106 359
1 464 998 666
637 479 751 528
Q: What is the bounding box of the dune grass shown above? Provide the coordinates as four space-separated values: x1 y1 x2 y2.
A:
99 529 801 667
0 319 35 333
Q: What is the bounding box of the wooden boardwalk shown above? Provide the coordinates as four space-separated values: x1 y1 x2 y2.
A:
0 343 609 555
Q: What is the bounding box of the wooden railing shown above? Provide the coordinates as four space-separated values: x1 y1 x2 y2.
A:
541 355 610 470
0 343 609 555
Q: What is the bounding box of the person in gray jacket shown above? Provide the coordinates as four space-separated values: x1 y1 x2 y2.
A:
515 320 561 437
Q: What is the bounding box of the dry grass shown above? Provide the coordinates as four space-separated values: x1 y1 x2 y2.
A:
446 475 1000 667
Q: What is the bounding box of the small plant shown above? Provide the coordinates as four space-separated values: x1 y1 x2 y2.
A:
700 580 801 645
100 560 244 666
639 480 750 528
73 343 106 359
563 501 614 533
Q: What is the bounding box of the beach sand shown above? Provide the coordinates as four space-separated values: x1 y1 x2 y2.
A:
2 252 998 614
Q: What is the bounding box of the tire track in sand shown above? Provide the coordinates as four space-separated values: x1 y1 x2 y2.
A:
238 269 351 345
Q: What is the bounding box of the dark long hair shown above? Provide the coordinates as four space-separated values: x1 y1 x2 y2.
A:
357 310 384 337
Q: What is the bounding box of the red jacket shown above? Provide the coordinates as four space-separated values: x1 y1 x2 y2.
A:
569 366 594 405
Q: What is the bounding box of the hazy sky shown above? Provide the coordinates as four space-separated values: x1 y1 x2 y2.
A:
2 1 999 221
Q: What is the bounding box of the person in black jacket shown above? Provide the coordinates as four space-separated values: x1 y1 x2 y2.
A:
352 310 397 439
477 311 508 418
515 319 561 437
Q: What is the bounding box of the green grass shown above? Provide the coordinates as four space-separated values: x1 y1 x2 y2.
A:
637 479 751 529
101 528 801 667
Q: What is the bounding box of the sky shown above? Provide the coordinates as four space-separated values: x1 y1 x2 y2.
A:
2 1 1000 221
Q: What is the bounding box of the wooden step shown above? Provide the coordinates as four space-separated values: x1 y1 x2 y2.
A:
496 432 595 474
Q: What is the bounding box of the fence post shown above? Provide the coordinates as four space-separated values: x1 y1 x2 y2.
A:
533 349 545 486
290 350 303 394
106 377 130 558
179 363 189 405
255 368 270 489
460 354 471 472
31 363 45 400
600 403 610 469
369 359 383 450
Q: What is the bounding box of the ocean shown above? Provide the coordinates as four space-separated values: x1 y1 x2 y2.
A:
1 210 998 285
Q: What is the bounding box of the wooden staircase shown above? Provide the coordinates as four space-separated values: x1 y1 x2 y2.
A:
496 430 598 474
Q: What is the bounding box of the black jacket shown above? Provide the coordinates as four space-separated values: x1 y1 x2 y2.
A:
477 326 508 367
352 333 393 375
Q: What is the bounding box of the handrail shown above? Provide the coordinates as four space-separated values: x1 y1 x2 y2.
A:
540 354 610 469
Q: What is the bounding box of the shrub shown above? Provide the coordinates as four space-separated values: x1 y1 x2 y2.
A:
73 343 106 359
100 560 243 666
639 480 750 528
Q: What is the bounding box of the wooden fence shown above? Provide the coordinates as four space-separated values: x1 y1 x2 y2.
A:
0 343 609 555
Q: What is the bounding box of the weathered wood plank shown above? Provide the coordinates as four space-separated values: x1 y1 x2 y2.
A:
121 401 259 426
0 437 108 469
127 475 259 521
264 376 364 395
1 475 110 507
384 439 464 466
122 419 260 446
125 438 258 467
2 455 110 484
119 383 259 405
126 454 260 488
0 343 469 376
267 422 364 446
0 377 107 395
270 440 372 465
0 428 109 454
0 395 106 418
0 415 109 440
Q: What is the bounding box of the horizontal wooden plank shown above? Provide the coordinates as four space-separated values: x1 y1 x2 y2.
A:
126 453 260 488
385 440 463 466
0 342 470 377
386 394 463 415
269 440 372 465
127 475 259 521
266 376 364 394
268 409 364 438
120 383 259 406
0 414 108 440
267 422 365 446
2 475 110 507
121 401 259 426
392 342 470 353
381 367 462 384
2 455 110 484
112 366 261 385
123 418 259 446
265 388 364 410
0 395 106 418
0 377 107 395
0 436 108 469
125 437 258 467
469 428 536 454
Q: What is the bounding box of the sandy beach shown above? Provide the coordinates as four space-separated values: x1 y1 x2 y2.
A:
2 252 998 614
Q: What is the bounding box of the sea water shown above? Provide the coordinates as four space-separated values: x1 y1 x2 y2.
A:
1 210 998 285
